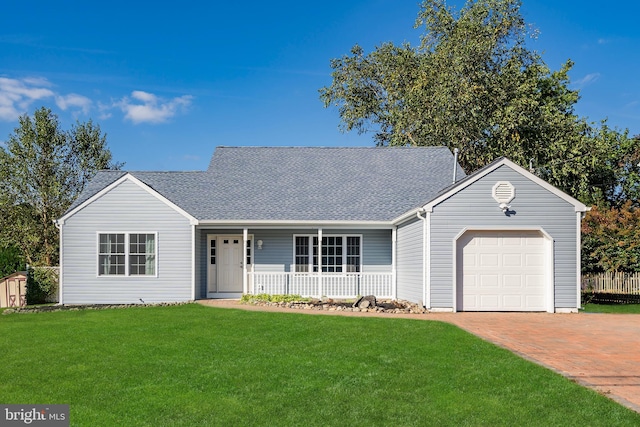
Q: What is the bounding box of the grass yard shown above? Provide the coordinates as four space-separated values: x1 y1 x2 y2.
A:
1 304 639 426
582 303 640 314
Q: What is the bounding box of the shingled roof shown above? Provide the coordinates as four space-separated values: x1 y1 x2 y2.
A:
66 146 466 222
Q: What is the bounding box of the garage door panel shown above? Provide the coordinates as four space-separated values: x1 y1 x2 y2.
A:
526 237 544 246
480 237 499 246
526 253 544 267
503 254 522 267
480 275 498 287
503 274 523 288
480 253 499 266
458 230 547 312
526 295 545 308
526 274 544 288
463 253 477 267
480 295 499 308
463 294 479 309
502 237 523 246
503 295 523 308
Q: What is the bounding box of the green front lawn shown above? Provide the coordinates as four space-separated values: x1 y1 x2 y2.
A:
1 304 638 426
582 303 640 314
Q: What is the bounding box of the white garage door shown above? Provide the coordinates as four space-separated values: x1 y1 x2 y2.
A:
457 230 547 311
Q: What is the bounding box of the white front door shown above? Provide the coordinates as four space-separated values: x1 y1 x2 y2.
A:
218 236 244 293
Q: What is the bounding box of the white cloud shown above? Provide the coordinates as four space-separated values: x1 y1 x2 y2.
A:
0 76 194 125
55 93 92 115
115 90 193 124
574 73 600 88
0 77 55 120
0 76 95 121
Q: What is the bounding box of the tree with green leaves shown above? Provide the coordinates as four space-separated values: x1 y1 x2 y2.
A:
582 201 640 273
0 107 122 266
0 244 25 277
320 0 639 206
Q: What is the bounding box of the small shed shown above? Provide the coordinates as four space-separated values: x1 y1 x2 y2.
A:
0 272 27 308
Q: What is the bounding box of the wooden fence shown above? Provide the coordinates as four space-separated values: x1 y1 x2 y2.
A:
582 272 640 294
582 272 640 303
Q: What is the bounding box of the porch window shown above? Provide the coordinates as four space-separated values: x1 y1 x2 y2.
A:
295 236 310 272
98 232 157 276
322 236 342 272
293 235 361 273
346 236 361 272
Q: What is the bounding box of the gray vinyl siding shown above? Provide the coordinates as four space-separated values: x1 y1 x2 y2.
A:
61 179 193 304
396 217 424 304
429 165 578 309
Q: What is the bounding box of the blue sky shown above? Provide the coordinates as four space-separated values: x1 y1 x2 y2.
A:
1 1 638 171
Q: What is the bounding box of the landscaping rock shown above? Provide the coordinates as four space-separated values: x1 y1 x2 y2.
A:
240 297 431 314
353 295 377 309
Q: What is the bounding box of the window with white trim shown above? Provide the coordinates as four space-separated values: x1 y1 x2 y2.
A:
99 233 125 275
293 235 361 273
98 233 157 276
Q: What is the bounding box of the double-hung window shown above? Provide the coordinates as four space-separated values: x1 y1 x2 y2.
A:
293 235 361 273
98 233 157 276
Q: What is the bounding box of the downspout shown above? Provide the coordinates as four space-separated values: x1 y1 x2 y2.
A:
416 209 429 308
452 148 459 184
53 219 63 305
391 227 397 300
191 224 197 301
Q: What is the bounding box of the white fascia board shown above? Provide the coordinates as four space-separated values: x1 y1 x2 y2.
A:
195 220 393 229
423 158 589 213
391 208 423 225
58 173 199 225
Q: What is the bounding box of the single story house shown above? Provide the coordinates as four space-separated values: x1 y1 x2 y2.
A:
56 146 588 312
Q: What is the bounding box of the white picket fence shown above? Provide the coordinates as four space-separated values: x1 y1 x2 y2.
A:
249 272 393 298
582 272 640 294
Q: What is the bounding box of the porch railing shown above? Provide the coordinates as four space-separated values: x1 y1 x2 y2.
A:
249 272 393 299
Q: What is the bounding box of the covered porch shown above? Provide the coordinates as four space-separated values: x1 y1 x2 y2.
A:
195 225 396 300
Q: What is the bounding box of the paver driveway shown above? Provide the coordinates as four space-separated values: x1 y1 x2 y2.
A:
200 300 640 413
430 312 640 413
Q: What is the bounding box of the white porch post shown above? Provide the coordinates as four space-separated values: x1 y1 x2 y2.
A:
391 227 397 300
243 228 248 295
317 228 323 298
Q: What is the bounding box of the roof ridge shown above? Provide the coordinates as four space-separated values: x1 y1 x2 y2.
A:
215 145 449 150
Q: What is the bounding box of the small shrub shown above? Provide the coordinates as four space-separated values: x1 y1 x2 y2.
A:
240 294 308 303
26 267 59 304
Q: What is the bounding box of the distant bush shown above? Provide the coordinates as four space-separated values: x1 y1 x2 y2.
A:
26 267 59 304
0 245 26 277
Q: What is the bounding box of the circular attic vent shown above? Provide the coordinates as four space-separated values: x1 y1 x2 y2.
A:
492 181 515 204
